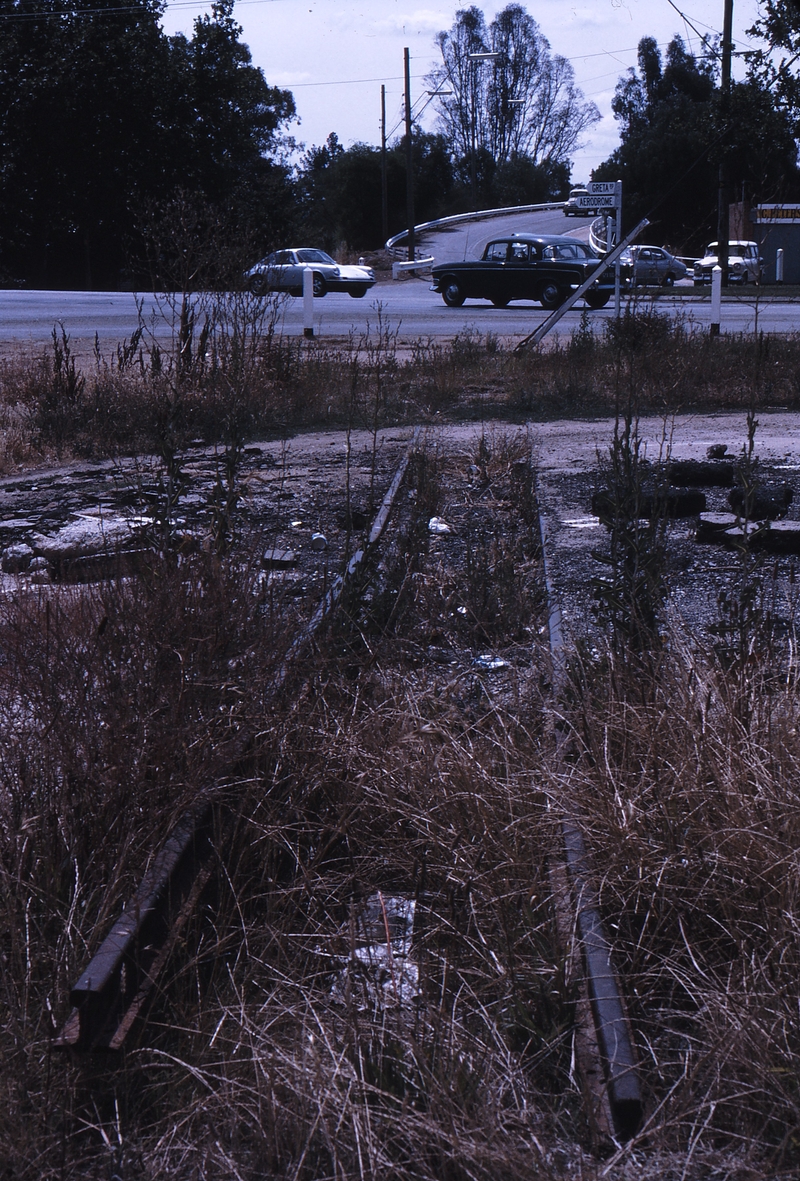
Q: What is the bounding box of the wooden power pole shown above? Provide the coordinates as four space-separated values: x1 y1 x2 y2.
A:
404 47 415 262
380 86 388 245
717 0 734 286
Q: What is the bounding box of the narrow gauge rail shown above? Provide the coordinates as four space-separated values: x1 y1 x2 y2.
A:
538 496 644 1145
55 429 422 1054
53 430 644 1155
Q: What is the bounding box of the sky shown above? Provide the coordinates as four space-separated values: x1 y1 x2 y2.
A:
161 0 763 182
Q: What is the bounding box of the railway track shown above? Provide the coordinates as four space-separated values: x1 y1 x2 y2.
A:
49 426 653 1157
55 428 423 1053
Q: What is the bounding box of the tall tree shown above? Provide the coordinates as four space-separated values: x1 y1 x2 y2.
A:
0 0 296 288
594 35 798 247
747 0 800 118
427 5 598 176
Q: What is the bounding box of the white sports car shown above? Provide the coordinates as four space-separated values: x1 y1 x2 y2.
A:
246 248 376 298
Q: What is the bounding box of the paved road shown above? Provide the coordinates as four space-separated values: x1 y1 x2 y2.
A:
416 207 589 263
0 195 797 356
0 281 797 357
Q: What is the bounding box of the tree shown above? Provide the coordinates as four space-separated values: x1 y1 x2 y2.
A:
426 4 598 199
0 0 297 288
296 131 455 250
593 35 799 248
747 0 800 119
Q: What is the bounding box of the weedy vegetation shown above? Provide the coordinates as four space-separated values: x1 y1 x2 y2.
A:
1 311 800 1179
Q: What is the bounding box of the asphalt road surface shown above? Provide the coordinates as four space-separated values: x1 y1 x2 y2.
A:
0 203 797 355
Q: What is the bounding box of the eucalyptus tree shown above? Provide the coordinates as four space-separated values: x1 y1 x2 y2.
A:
427 5 599 174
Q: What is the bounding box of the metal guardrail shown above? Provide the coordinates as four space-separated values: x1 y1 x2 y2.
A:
385 201 566 256
391 257 434 279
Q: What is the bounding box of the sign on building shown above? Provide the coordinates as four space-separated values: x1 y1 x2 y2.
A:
753 204 800 224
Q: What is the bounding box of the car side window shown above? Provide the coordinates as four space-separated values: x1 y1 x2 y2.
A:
487 242 509 261
545 244 578 260
275 251 292 264
509 243 529 261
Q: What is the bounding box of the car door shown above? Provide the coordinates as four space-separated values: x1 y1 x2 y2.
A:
505 240 532 298
649 249 668 283
481 240 510 299
636 249 655 285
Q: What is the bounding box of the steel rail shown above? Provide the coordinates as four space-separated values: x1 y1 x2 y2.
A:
55 429 422 1052
538 496 644 1143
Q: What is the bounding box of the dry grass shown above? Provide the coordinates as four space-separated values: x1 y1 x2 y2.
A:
2 369 800 1178
0 305 799 474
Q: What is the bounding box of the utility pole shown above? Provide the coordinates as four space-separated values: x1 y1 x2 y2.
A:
716 0 734 286
404 47 415 262
380 84 388 244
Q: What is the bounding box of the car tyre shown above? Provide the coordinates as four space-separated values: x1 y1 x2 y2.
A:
585 291 611 310
312 272 327 298
538 281 566 310
441 278 466 307
349 286 368 298
663 273 675 287
249 275 269 296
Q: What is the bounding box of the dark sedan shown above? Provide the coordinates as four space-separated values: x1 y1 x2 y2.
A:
430 235 615 310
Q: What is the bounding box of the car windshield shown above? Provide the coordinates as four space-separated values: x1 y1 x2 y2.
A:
296 249 336 264
706 243 748 258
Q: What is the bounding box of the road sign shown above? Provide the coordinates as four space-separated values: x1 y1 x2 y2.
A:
577 194 617 209
587 181 621 196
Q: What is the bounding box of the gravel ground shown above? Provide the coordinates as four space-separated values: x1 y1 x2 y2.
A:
0 412 798 648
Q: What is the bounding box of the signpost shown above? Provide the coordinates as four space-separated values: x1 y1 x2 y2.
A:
587 181 622 317
576 194 617 210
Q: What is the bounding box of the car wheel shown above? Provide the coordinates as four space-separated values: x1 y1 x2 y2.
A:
349 286 368 298
249 275 269 296
538 281 566 310
312 272 327 298
663 273 675 287
585 291 610 310
491 297 510 308
441 278 466 307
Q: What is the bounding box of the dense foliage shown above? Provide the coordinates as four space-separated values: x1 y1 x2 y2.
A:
593 35 799 251
0 0 296 288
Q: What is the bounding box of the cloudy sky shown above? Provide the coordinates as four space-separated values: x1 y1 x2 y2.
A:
163 0 762 180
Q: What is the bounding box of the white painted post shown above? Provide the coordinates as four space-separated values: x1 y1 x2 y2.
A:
710 264 722 336
777 248 785 284
303 268 314 338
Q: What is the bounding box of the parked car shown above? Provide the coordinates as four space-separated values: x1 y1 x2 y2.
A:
246 248 376 298
430 234 616 309
563 187 599 217
623 245 688 286
693 241 762 286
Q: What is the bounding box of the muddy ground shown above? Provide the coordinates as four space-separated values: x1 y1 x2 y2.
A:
0 411 797 651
